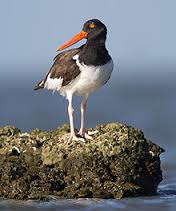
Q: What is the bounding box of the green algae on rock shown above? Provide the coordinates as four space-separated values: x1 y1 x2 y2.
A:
0 123 164 200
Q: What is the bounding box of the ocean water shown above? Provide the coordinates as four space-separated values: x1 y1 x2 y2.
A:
0 67 176 210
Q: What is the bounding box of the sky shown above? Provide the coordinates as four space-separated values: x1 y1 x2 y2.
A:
0 0 176 77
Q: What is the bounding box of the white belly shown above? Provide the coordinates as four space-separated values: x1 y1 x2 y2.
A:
60 58 113 96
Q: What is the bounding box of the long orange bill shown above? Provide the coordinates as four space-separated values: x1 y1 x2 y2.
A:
57 30 88 51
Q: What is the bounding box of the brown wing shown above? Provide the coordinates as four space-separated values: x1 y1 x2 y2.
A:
34 46 83 91
46 47 83 86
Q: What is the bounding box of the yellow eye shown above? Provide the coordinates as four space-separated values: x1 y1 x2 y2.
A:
89 23 96 29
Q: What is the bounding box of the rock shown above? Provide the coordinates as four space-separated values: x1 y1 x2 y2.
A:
10 146 21 156
0 123 164 200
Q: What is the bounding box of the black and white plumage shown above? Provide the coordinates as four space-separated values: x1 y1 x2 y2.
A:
34 19 113 142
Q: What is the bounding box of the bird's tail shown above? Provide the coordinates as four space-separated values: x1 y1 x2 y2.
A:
33 80 45 91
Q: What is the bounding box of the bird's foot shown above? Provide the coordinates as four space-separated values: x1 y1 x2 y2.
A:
78 130 98 140
67 133 85 144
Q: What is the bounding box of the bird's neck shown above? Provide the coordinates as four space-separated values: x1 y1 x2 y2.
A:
86 35 106 46
79 39 111 66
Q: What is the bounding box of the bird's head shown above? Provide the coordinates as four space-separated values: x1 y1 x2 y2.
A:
57 19 107 51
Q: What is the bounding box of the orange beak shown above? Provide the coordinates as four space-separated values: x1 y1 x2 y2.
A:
57 30 88 51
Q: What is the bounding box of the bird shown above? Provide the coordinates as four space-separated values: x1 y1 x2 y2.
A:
34 19 113 142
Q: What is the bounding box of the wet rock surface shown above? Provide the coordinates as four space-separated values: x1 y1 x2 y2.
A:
0 123 164 200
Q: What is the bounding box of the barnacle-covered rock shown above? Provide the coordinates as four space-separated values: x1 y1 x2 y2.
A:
0 123 164 200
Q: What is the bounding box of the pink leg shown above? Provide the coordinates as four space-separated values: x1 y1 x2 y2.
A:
67 93 75 137
79 95 98 139
67 93 84 143
79 95 88 135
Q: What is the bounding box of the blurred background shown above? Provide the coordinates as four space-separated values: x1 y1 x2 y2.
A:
0 0 175 179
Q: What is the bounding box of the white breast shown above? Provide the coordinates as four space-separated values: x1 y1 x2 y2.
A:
60 55 113 97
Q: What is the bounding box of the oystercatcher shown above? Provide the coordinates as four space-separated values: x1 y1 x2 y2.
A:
34 19 113 142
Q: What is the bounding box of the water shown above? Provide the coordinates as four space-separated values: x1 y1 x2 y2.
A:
0 67 176 210
0 183 176 211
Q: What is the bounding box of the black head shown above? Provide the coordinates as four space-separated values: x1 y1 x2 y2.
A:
82 19 107 42
58 19 107 51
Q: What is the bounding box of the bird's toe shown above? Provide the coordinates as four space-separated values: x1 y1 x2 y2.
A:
67 134 85 144
78 130 98 140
